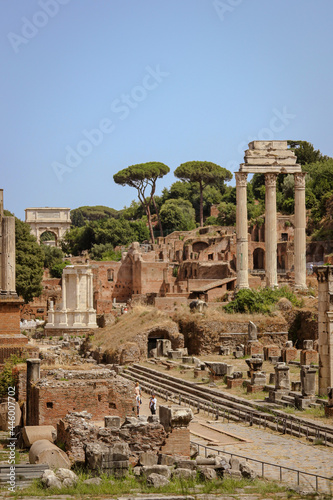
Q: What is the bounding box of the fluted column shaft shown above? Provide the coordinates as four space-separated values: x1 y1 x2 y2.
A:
236 172 249 289
294 172 307 289
1 217 16 294
265 173 278 288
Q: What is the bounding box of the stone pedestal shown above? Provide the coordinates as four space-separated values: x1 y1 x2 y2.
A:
245 341 263 356
263 345 281 361
235 172 249 289
282 342 298 363
274 363 290 390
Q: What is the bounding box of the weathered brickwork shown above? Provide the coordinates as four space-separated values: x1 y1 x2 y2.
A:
27 369 135 426
160 427 190 457
0 301 23 336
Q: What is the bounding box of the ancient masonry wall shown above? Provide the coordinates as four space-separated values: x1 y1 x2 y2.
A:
30 371 135 426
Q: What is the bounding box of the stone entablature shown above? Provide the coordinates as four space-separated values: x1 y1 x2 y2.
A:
46 265 97 332
25 207 71 245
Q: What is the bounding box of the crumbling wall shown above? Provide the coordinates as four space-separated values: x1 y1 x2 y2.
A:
30 369 134 426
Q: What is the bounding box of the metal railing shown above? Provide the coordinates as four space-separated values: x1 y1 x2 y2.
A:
191 441 332 494
125 369 333 447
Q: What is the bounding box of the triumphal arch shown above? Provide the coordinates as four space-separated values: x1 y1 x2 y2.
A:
236 141 306 289
25 207 71 246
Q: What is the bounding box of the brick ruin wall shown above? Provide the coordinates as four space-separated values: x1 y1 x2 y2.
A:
30 370 135 426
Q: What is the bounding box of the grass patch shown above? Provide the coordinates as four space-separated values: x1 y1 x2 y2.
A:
11 470 296 499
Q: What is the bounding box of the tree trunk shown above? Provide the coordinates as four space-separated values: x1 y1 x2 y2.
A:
146 204 155 243
152 196 163 237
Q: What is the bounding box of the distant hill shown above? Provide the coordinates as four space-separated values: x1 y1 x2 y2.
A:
71 205 123 226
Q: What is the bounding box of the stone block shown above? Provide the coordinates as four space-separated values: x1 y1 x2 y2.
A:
22 425 56 447
300 350 318 366
158 453 175 466
139 452 158 466
245 341 263 356
141 465 171 479
168 350 182 360
263 345 281 361
182 356 193 364
172 468 196 480
303 340 313 350
248 140 288 150
291 381 301 391
227 377 243 389
176 458 196 470
282 347 298 363
159 405 193 432
104 416 120 429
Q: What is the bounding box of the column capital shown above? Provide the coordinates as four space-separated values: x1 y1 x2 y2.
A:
265 172 277 188
294 172 306 189
235 172 248 187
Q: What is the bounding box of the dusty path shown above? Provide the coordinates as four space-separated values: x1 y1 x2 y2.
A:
140 391 333 495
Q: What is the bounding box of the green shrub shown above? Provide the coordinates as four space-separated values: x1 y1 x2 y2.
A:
0 355 25 398
224 286 303 314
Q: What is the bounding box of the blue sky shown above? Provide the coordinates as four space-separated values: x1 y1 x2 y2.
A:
1 0 332 220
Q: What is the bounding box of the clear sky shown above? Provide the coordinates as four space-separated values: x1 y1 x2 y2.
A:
1 0 332 220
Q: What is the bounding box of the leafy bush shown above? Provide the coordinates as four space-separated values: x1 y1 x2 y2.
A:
0 355 25 398
224 286 303 314
50 260 71 278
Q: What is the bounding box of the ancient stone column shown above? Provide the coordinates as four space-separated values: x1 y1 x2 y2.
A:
294 172 307 289
26 359 41 426
265 173 278 288
314 266 333 395
1 217 16 294
235 172 249 289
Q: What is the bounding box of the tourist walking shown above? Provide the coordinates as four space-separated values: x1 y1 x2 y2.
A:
135 394 141 416
149 392 157 415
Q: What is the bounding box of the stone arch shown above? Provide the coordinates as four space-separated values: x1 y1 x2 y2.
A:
40 230 58 246
25 207 71 247
192 241 209 253
253 248 265 270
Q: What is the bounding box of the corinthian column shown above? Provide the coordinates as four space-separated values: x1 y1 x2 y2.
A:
294 172 307 289
265 173 278 288
235 172 249 289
